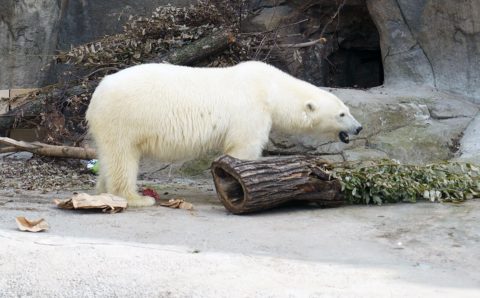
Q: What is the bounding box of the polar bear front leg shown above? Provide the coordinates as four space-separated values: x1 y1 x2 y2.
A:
100 146 155 207
224 123 270 160
225 137 267 160
226 145 263 160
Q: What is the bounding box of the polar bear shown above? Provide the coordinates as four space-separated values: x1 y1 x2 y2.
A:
86 61 362 207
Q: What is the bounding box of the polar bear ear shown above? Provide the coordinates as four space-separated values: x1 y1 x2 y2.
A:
305 101 316 112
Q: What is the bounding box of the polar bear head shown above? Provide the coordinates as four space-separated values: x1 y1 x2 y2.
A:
303 89 362 143
248 61 363 144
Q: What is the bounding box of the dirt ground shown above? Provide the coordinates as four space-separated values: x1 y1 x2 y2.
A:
0 154 479 297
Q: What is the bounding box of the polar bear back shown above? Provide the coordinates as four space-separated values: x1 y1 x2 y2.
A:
86 63 269 161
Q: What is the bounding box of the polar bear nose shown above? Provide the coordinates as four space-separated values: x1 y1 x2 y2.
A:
355 126 363 135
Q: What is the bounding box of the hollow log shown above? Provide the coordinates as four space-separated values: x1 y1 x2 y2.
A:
211 155 345 214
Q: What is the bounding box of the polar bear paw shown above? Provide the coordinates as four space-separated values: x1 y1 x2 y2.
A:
127 195 156 208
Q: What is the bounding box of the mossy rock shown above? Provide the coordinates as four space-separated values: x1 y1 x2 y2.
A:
178 153 219 177
369 118 469 163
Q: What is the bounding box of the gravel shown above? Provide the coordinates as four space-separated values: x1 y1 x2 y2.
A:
0 155 95 191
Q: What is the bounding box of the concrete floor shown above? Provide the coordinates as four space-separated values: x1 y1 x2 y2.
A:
0 180 479 297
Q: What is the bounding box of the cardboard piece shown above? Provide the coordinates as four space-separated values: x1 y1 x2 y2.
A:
54 193 127 213
0 89 9 113
16 216 49 232
9 88 37 98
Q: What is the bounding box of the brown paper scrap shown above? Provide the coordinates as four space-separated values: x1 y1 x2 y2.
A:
16 216 49 232
54 193 127 213
159 198 194 210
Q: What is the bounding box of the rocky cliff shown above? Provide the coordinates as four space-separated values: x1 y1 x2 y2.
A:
0 0 60 89
367 0 480 102
0 0 190 89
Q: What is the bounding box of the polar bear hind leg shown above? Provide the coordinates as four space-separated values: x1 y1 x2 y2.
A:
96 172 107 194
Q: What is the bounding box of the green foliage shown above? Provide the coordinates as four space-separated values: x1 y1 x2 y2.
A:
331 160 480 205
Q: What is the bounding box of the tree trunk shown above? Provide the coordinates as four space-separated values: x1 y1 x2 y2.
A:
211 155 345 214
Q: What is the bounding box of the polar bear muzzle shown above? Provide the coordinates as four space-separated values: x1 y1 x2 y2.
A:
339 131 350 143
339 125 363 144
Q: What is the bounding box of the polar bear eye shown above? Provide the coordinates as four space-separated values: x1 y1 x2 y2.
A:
340 113 345 117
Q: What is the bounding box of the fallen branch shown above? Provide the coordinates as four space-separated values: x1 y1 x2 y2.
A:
150 29 236 65
0 95 47 131
318 0 347 39
0 146 17 153
278 37 327 48
0 137 96 159
0 83 96 132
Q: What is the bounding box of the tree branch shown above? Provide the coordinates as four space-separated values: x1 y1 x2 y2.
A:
277 37 327 48
0 137 96 159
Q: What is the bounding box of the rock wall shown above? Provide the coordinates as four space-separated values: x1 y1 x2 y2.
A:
0 0 191 89
367 0 480 103
0 0 61 89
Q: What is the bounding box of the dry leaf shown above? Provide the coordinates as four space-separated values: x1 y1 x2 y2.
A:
54 193 127 213
159 198 194 210
16 217 49 232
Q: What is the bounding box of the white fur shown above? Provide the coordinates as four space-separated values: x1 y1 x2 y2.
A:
86 61 360 207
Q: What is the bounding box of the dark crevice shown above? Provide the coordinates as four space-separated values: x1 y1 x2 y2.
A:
327 48 383 88
319 2 384 88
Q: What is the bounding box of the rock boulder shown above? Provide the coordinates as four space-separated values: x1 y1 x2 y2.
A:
367 0 480 103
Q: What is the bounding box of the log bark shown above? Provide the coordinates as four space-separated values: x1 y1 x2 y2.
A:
211 155 345 214
0 137 96 159
150 29 236 65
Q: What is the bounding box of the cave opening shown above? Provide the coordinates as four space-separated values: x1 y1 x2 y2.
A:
305 1 384 89
326 2 384 88
327 48 384 88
